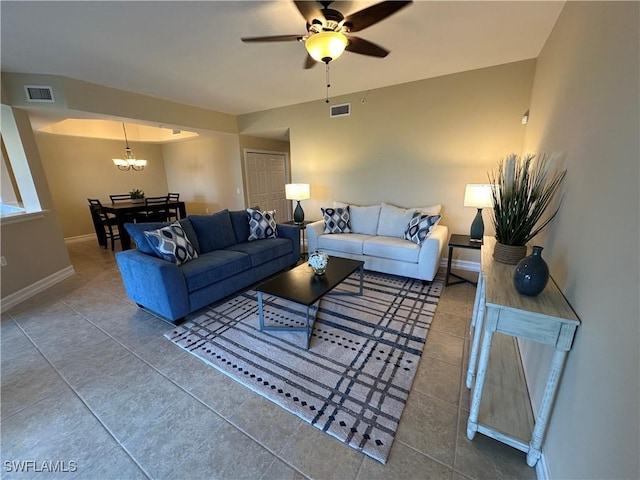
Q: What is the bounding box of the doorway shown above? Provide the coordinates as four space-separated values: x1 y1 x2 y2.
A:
243 150 290 220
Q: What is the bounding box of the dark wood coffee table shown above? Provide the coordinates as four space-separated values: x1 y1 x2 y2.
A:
256 257 364 349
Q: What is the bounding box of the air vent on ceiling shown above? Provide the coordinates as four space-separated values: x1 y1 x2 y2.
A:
24 85 55 103
330 103 351 118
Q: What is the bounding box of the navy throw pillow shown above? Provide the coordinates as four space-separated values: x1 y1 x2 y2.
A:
188 209 237 253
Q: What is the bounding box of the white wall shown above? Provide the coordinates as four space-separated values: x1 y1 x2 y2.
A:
522 2 639 478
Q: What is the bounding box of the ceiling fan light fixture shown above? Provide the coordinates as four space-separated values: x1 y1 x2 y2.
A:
305 31 348 63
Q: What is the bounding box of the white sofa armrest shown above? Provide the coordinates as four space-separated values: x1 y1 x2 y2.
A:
307 220 325 252
417 224 449 280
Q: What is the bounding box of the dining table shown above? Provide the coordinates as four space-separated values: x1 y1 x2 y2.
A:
92 199 187 250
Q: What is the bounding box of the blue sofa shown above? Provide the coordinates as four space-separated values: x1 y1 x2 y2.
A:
115 209 300 323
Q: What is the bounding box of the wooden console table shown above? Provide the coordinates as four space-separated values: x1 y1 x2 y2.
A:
466 237 580 467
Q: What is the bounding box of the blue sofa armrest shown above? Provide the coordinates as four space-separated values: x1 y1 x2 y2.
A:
115 250 190 322
276 223 301 260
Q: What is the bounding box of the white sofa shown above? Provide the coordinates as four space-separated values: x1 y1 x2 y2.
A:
307 202 448 282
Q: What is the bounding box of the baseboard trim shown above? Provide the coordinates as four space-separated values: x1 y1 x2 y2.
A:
440 258 480 273
64 233 96 243
1 265 75 311
536 451 550 479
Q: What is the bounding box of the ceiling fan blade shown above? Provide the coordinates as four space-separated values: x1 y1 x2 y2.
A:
294 1 325 25
241 34 303 43
344 1 412 33
304 54 318 69
345 36 389 58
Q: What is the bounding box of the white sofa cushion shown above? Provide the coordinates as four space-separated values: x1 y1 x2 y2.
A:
363 236 421 263
350 205 380 235
413 204 442 215
318 233 370 255
377 203 417 238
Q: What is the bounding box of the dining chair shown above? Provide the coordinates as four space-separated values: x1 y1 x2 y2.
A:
144 195 170 222
109 193 131 203
88 198 117 224
108 193 147 222
87 198 120 250
167 192 180 221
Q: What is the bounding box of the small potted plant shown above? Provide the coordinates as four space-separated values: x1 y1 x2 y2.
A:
129 189 145 204
488 153 566 264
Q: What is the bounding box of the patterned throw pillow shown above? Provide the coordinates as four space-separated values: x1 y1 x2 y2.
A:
322 207 352 234
143 221 198 265
247 208 278 241
404 212 441 245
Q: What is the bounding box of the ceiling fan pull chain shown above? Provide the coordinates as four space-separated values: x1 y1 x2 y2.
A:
325 63 331 104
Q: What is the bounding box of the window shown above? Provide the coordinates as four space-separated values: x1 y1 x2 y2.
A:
1 138 26 216
0 105 42 220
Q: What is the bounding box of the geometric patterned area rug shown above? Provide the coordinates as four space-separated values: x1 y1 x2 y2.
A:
165 269 444 463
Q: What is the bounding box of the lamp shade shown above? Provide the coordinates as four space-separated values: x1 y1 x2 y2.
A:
305 31 348 63
463 184 493 208
285 183 310 201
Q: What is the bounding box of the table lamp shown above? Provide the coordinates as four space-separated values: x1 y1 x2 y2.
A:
285 183 310 224
464 184 493 242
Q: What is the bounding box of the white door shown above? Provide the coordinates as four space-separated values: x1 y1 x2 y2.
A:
244 151 290 220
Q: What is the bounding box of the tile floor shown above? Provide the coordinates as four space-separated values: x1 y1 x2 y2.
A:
1 239 537 479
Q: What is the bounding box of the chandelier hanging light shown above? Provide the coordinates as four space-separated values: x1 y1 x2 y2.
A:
112 122 147 171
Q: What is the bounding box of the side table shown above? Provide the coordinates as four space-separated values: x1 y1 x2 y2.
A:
281 220 313 259
446 234 482 286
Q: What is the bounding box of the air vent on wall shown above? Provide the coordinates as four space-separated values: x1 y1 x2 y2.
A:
24 85 55 103
330 103 350 118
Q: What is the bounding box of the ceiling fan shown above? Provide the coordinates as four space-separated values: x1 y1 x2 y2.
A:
242 1 413 69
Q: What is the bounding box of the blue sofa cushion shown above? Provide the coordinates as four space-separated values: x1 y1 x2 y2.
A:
229 209 251 244
125 219 200 256
180 250 251 293
189 210 237 253
226 238 293 267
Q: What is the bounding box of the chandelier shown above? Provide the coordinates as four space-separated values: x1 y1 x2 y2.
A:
112 123 147 171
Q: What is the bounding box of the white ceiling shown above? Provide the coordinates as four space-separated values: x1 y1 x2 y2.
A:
1 1 564 118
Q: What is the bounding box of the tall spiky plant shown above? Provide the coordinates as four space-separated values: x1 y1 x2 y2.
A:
488 153 566 246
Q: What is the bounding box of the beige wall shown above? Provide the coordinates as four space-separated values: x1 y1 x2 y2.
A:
160 133 291 217
35 133 168 238
238 135 290 157
522 2 639 478
1 108 71 298
161 134 245 215
2 73 237 134
239 60 536 262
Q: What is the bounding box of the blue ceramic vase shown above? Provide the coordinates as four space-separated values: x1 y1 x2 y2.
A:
513 246 549 296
